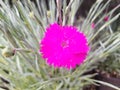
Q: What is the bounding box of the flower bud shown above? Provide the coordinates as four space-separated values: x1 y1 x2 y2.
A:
47 11 51 18
91 23 95 29
2 47 15 57
29 11 34 19
104 16 109 22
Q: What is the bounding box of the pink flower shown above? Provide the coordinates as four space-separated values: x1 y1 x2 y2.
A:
91 23 95 29
40 23 89 69
104 16 109 21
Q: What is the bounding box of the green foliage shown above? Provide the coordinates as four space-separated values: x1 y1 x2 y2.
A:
0 0 120 90
98 50 120 75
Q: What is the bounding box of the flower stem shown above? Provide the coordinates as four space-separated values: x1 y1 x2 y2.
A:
56 0 62 25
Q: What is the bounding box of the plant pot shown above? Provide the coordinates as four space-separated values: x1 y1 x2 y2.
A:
96 74 120 90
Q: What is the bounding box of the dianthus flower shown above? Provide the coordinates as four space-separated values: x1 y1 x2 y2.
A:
40 23 89 69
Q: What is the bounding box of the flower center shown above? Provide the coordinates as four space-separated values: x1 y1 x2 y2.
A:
61 40 69 48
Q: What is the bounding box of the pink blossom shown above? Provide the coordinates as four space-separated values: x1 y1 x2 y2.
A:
104 16 109 21
40 23 89 69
